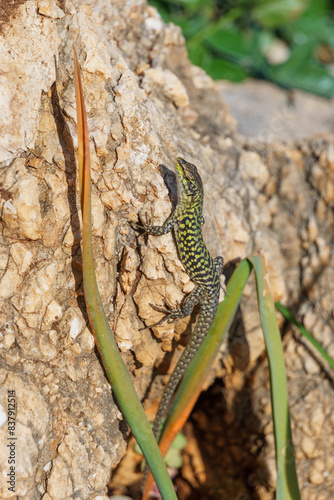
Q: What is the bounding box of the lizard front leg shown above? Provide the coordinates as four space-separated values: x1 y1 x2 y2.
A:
133 213 176 236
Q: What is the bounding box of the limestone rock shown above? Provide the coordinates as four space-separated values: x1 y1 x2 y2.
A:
0 0 333 498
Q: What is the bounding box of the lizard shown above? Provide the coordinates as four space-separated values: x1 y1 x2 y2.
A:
136 157 224 489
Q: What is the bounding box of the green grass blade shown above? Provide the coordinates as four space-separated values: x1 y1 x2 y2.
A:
142 260 252 496
275 302 334 371
249 255 300 500
74 48 177 500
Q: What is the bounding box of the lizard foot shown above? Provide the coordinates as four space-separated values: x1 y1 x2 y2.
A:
143 299 184 328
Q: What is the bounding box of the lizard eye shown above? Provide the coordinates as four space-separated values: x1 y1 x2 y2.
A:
184 167 195 182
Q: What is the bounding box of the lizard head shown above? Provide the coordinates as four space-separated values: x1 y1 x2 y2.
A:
175 157 203 203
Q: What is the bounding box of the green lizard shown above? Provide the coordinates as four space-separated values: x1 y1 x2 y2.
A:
136 157 224 451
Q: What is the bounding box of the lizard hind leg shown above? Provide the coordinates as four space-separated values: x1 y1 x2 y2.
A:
138 298 184 331
146 299 185 328
144 284 206 329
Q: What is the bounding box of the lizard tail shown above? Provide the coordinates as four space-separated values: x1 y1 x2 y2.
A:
142 296 218 491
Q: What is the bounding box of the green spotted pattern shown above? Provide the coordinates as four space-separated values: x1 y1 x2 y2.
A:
139 157 224 465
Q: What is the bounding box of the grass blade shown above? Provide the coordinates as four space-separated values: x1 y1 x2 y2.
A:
275 302 334 371
73 47 177 500
249 254 300 500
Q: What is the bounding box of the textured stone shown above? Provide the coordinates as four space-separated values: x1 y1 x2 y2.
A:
142 68 189 107
10 242 34 275
0 0 61 162
0 0 334 499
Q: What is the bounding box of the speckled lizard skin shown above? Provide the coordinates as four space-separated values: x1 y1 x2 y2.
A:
137 157 224 450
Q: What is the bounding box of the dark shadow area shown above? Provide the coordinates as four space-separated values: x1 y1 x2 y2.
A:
158 162 177 208
180 356 273 499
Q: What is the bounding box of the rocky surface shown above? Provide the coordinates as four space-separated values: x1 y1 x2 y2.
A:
220 79 334 142
0 0 333 499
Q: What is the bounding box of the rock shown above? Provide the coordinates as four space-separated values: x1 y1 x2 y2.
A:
142 67 189 107
0 160 42 240
220 79 334 142
43 300 63 326
10 242 34 275
0 0 334 498
0 0 61 163
301 436 316 458
308 462 325 485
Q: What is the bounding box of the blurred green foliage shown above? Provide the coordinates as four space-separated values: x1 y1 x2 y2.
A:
148 0 334 96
